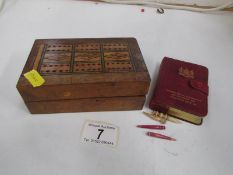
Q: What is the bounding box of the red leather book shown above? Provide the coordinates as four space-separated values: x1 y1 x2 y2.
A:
149 57 209 125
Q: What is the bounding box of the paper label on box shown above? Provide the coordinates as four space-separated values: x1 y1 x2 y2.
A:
81 120 119 147
24 69 45 87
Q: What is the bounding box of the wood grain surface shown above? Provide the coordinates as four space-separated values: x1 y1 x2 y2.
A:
17 38 151 113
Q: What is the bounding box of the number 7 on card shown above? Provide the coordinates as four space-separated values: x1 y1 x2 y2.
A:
80 120 120 147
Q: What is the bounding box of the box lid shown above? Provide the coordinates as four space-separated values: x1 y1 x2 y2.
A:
17 38 151 102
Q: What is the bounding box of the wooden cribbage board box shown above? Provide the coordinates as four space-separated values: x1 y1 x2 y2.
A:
17 38 151 114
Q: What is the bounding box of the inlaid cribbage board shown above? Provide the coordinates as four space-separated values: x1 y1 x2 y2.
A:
17 38 151 114
39 42 134 74
22 38 148 76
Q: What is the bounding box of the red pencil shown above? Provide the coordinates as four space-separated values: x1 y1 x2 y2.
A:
137 125 165 130
146 132 176 141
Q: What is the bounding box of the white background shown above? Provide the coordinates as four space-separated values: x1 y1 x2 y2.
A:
0 0 233 175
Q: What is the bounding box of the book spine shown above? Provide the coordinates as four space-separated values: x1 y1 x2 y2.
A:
149 58 167 112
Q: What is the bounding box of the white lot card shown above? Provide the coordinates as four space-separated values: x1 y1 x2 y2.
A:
80 120 120 147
